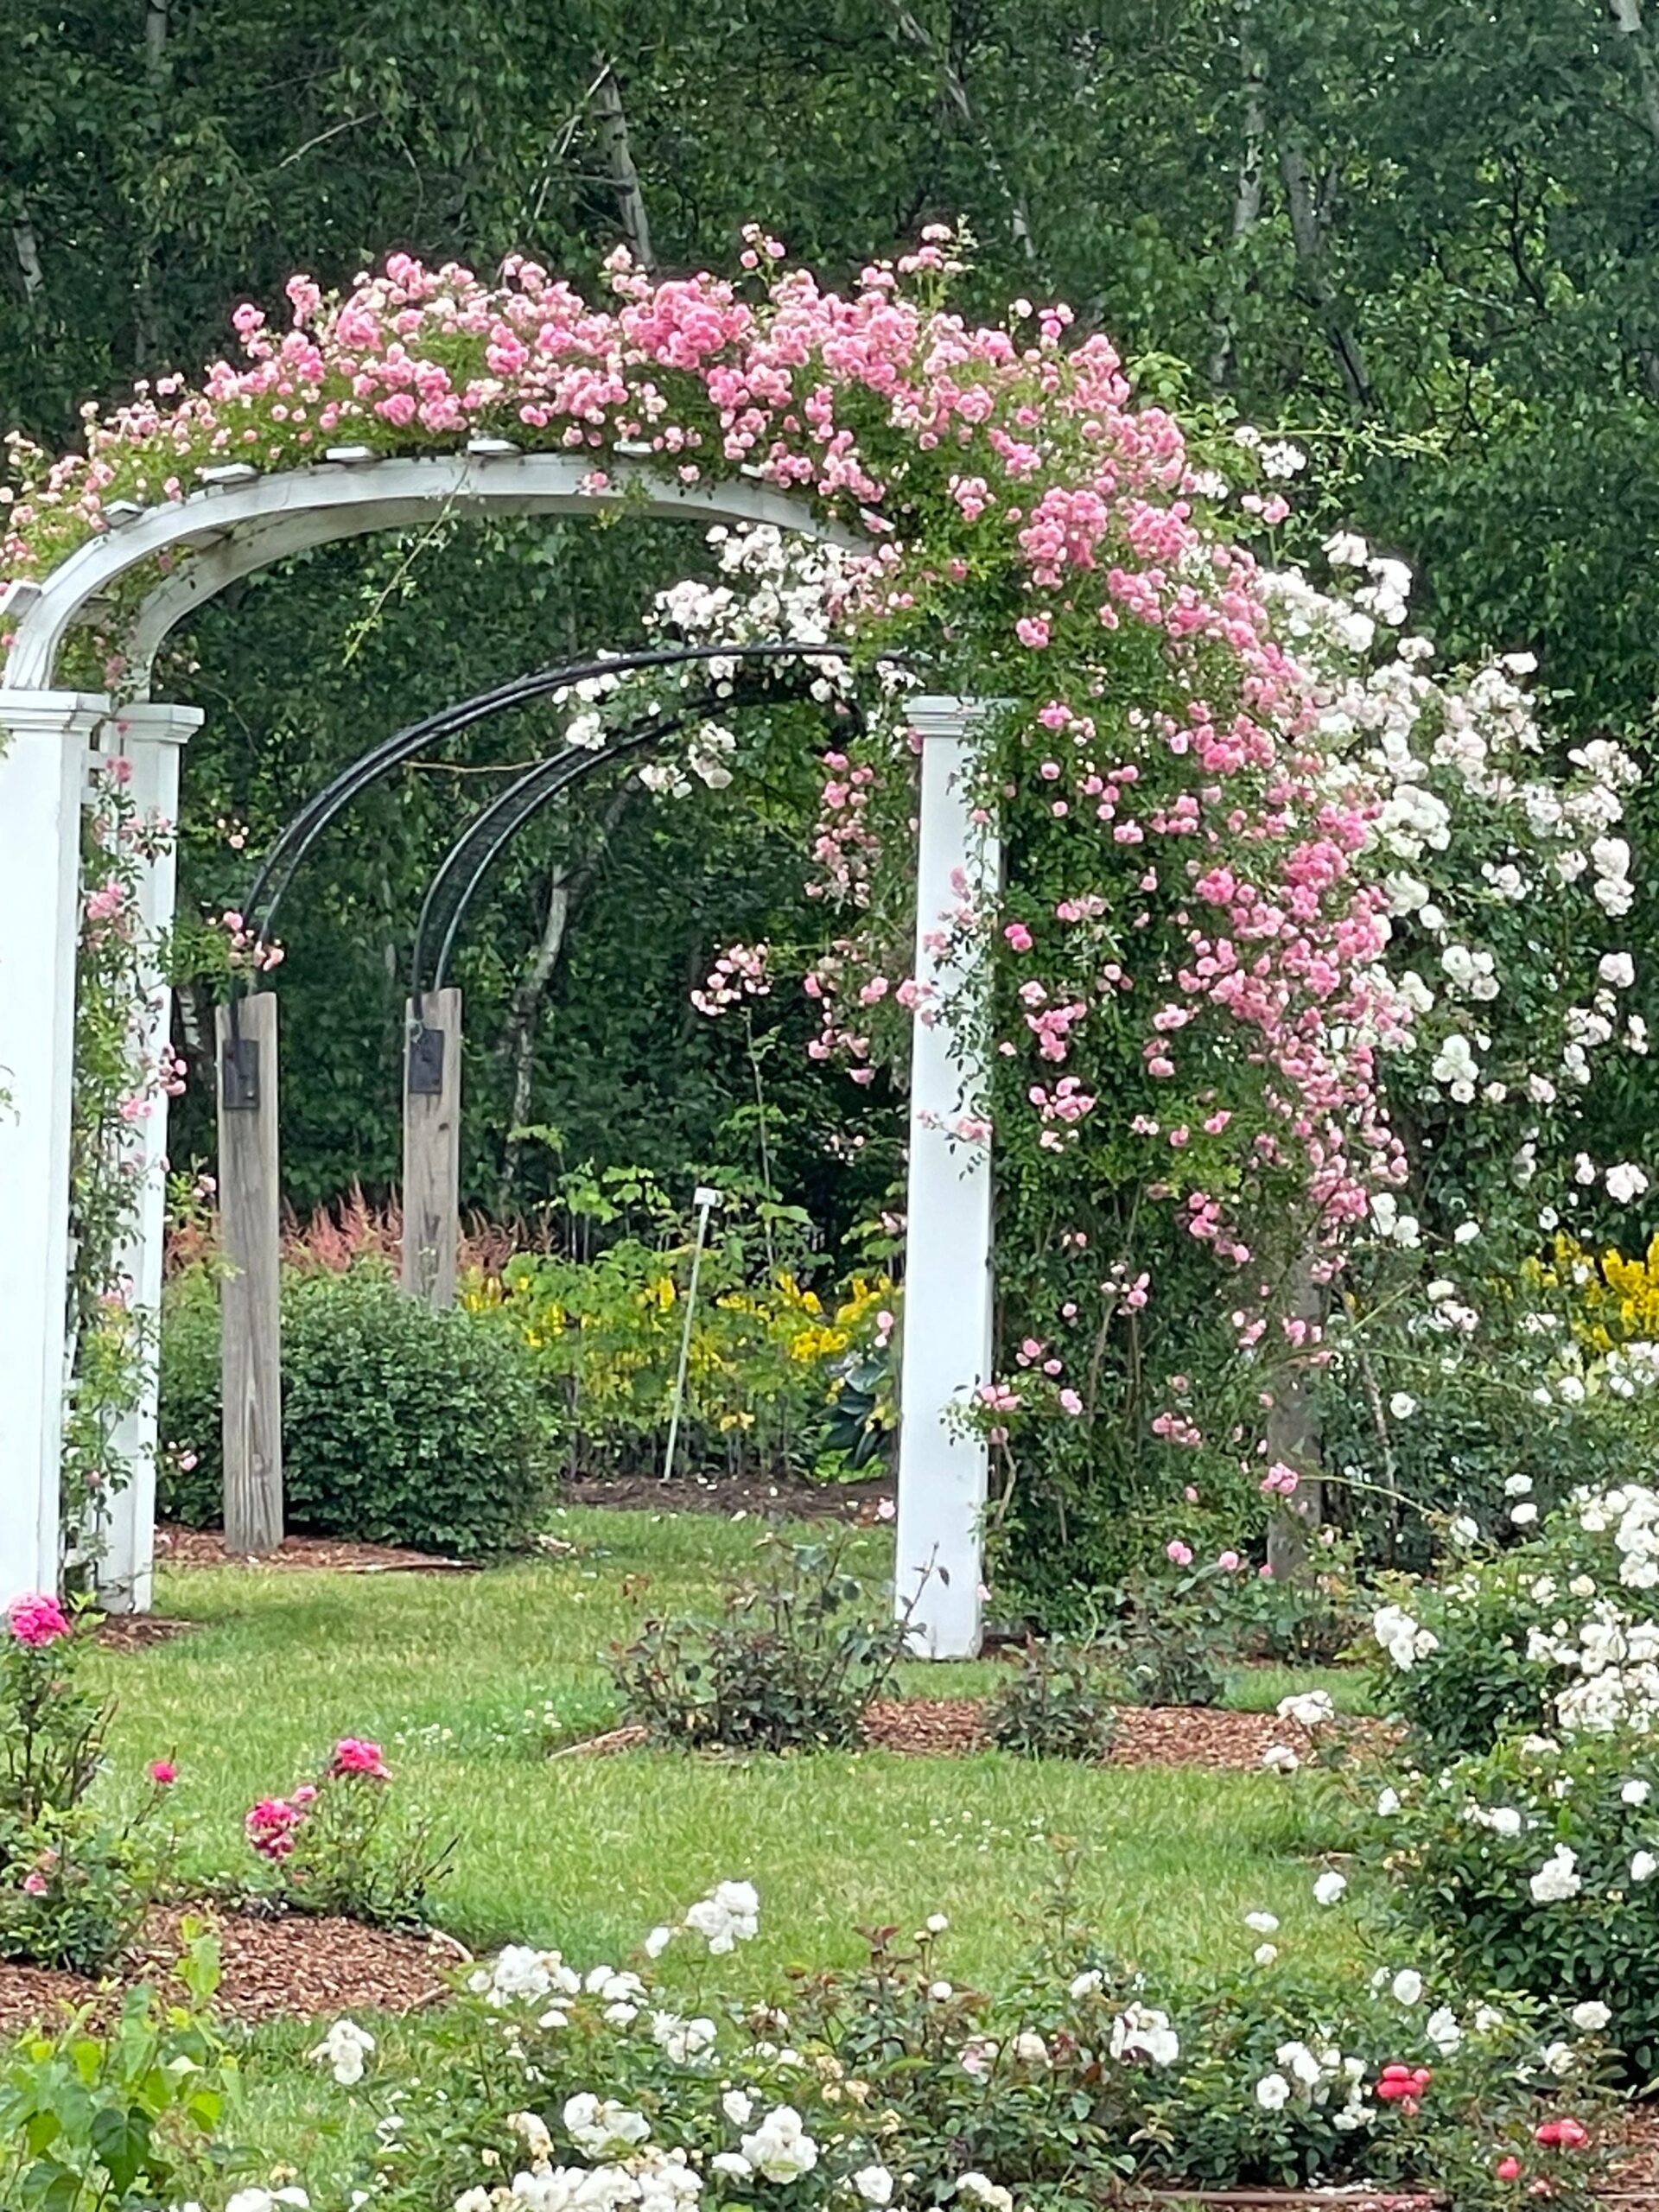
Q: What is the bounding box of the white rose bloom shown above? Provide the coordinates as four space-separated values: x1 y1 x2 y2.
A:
1505 1474 1534 1497
1426 2006 1463 2053
1529 1847 1582 1903
1632 1850 1658 1883
1109 2003 1180 2067
1255 2072 1292 2110
955 2177 1014 2212
308 2018 375 2087
1254 1942 1280 1965
1572 2001 1612 2031
1389 1392 1418 1420
1391 1969 1425 2005
722 2090 754 2126
1622 1781 1651 1806
740 2105 818 2183
1600 952 1636 988
1511 1502 1540 1527
1277 1690 1337 1728
1377 1788 1402 1816
1313 1872 1348 1906
1606 1163 1650 1205
1489 1808 1523 1838
1244 1911 1281 1935
1262 1743 1300 1774
852 2167 895 2205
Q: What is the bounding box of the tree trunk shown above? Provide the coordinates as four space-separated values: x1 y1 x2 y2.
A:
593 61 656 274
1208 0 1267 388
886 0 1037 262
496 779 639 1211
1279 141 1371 409
1610 0 1659 151
1265 1244 1326 1583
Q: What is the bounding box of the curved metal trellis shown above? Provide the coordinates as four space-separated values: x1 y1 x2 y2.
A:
409 675 814 1017
241 639 878 961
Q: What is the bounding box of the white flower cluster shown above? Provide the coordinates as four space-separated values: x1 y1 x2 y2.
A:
1253 2037 1372 2132
1373 1602 1441 1671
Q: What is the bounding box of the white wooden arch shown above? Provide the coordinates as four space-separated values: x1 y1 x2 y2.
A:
0 453 995 1653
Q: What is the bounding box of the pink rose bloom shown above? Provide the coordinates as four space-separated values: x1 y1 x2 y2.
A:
245 1796 306 1861
1166 1540 1194 1567
331 1738 391 1781
1217 1551 1243 1573
22 1871 48 1897
9 1593 70 1648
149 1759 178 1787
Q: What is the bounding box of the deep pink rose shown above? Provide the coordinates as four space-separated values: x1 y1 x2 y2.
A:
9 1593 70 1648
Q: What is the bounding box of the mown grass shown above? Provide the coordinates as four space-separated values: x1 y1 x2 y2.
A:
81 1506 1374 2187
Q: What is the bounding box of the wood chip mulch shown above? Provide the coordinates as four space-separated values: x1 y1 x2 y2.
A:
558 1471 894 1522
155 1525 472 1573
551 1700 1390 1771
0 1905 468 2036
95 1614 199 1652
860 1697 1397 1770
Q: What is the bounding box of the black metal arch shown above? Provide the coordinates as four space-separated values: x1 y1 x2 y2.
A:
242 639 869 958
409 680 791 1016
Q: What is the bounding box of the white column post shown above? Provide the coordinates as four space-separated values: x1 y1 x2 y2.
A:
895 696 1000 1658
98 702 203 1612
0 690 112 1605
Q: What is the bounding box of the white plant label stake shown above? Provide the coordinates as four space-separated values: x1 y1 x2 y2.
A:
662 1185 721 1484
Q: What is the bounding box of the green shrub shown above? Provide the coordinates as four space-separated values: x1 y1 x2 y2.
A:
1364 1480 1659 1762
610 1530 909 1751
985 1637 1121 1760
370 1882 1612 2212
0 1928 245 2209
0 1595 167 1973
1376 1730 1659 2084
243 1736 454 1926
158 1263 548 1555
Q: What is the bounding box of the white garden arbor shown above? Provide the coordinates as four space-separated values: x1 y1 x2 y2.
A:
0 451 997 1653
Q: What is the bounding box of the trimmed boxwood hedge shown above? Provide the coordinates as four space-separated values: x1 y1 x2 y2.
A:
158 1265 549 1555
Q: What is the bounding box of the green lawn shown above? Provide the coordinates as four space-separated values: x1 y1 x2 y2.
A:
84 1506 1372 2189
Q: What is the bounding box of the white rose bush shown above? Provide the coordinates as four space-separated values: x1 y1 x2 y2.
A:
334 1882 1612 2212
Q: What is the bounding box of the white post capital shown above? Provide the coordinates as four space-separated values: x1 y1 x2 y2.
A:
0 690 115 1605
97 700 203 1614
895 694 1001 1658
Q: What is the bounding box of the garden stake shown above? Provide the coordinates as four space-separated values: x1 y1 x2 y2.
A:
662 1185 721 1484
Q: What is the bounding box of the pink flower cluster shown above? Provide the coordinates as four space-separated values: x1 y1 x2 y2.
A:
8 1592 70 1648
331 1736 391 1780
245 1786 315 1860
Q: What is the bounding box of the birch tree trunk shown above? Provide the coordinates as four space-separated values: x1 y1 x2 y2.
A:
1208 0 1268 389
1610 0 1659 151
1280 141 1371 409
1265 1244 1327 1584
594 62 656 274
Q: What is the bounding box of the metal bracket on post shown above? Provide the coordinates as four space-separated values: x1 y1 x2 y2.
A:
407 1022 445 1096
220 1034 261 1112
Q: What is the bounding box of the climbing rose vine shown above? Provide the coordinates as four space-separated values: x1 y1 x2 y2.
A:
1 226 1638 1604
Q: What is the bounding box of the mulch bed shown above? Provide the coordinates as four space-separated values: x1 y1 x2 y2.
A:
95 1614 199 1652
558 1471 893 1521
553 1699 1389 1771
861 1697 1395 1770
155 1525 473 1573
0 1904 468 2035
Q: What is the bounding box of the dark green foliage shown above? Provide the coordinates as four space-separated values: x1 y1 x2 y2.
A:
610 1530 909 1751
1380 1733 1659 2086
158 1266 548 1555
984 1638 1121 1761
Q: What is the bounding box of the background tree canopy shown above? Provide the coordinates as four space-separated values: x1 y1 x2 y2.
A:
7 0 1657 1213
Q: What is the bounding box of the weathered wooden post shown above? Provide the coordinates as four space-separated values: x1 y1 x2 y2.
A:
402 988 462 1310
216 993 283 1553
